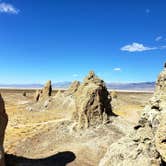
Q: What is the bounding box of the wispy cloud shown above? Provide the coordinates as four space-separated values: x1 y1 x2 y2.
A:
121 42 157 52
160 45 166 49
113 68 121 71
0 2 19 14
72 74 79 77
155 36 163 42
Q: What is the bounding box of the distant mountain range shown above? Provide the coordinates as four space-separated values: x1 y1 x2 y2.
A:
0 81 155 91
106 82 155 91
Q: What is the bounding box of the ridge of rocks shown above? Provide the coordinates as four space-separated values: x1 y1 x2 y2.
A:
99 63 166 166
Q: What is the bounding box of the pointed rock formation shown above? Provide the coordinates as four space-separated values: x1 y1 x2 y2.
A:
49 71 114 128
42 80 52 98
34 80 52 102
73 71 113 129
43 80 79 115
66 81 80 95
0 94 8 166
30 72 113 127
34 89 41 102
99 63 166 166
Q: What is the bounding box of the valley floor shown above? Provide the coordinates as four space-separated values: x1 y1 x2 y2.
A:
1 89 153 166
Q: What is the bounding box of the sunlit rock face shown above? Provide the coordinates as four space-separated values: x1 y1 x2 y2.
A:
66 81 80 96
34 80 52 102
141 64 166 128
0 94 8 166
99 63 166 166
73 71 113 129
41 80 52 98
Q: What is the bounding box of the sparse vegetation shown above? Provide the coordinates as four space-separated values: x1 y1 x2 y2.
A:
111 90 118 99
2 89 153 163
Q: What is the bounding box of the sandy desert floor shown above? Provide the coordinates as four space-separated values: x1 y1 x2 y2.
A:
0 89 153 166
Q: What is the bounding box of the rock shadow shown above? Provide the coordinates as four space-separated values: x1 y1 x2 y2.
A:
5 151 76 166
161 159 166 166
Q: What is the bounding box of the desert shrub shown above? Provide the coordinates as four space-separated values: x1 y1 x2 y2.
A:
111 91 118 99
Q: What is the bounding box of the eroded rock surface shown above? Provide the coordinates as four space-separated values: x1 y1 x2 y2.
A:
34 89 42 102
0 93 8 166
99 63 166 166
34 80 52 102
73 71 113 129
155 113 166 163
66 81 80 95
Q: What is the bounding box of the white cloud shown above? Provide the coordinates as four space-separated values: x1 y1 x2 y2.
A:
0 2 19 14
121 42 157 52
113 68 121 71
155 36 163 41
72 74 79 77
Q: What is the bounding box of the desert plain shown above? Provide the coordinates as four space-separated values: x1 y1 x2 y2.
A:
1 88 152 166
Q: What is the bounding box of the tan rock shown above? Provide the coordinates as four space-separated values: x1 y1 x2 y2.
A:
0 93 8 166
99 122 161 166
34 89 42 102
34 80 52 102
99 63 166 166
42 80 52 98
66 81 80 95
155 113 166 162
73 71 113 129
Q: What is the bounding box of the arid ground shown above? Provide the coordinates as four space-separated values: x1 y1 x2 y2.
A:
1 89 153 166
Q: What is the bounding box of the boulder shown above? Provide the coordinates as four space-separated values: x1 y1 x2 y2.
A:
0 93 8 166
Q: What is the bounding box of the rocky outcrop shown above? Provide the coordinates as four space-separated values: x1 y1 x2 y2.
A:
47 81 80 114
99 63 166 166
0 93 8 166
29 71 113 127
99 124 161 166
34 80 52 102
48 71 113 129
34 90 41 102
73 71 113 129
155 113 166 163
66 81 80 95
42 80 52 98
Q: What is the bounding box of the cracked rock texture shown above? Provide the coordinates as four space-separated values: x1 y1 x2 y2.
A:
99 64 166 166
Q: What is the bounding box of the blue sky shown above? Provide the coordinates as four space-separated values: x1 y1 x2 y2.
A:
0 0 166 84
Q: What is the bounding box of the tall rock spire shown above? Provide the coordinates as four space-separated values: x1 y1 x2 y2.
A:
73 71 113 129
